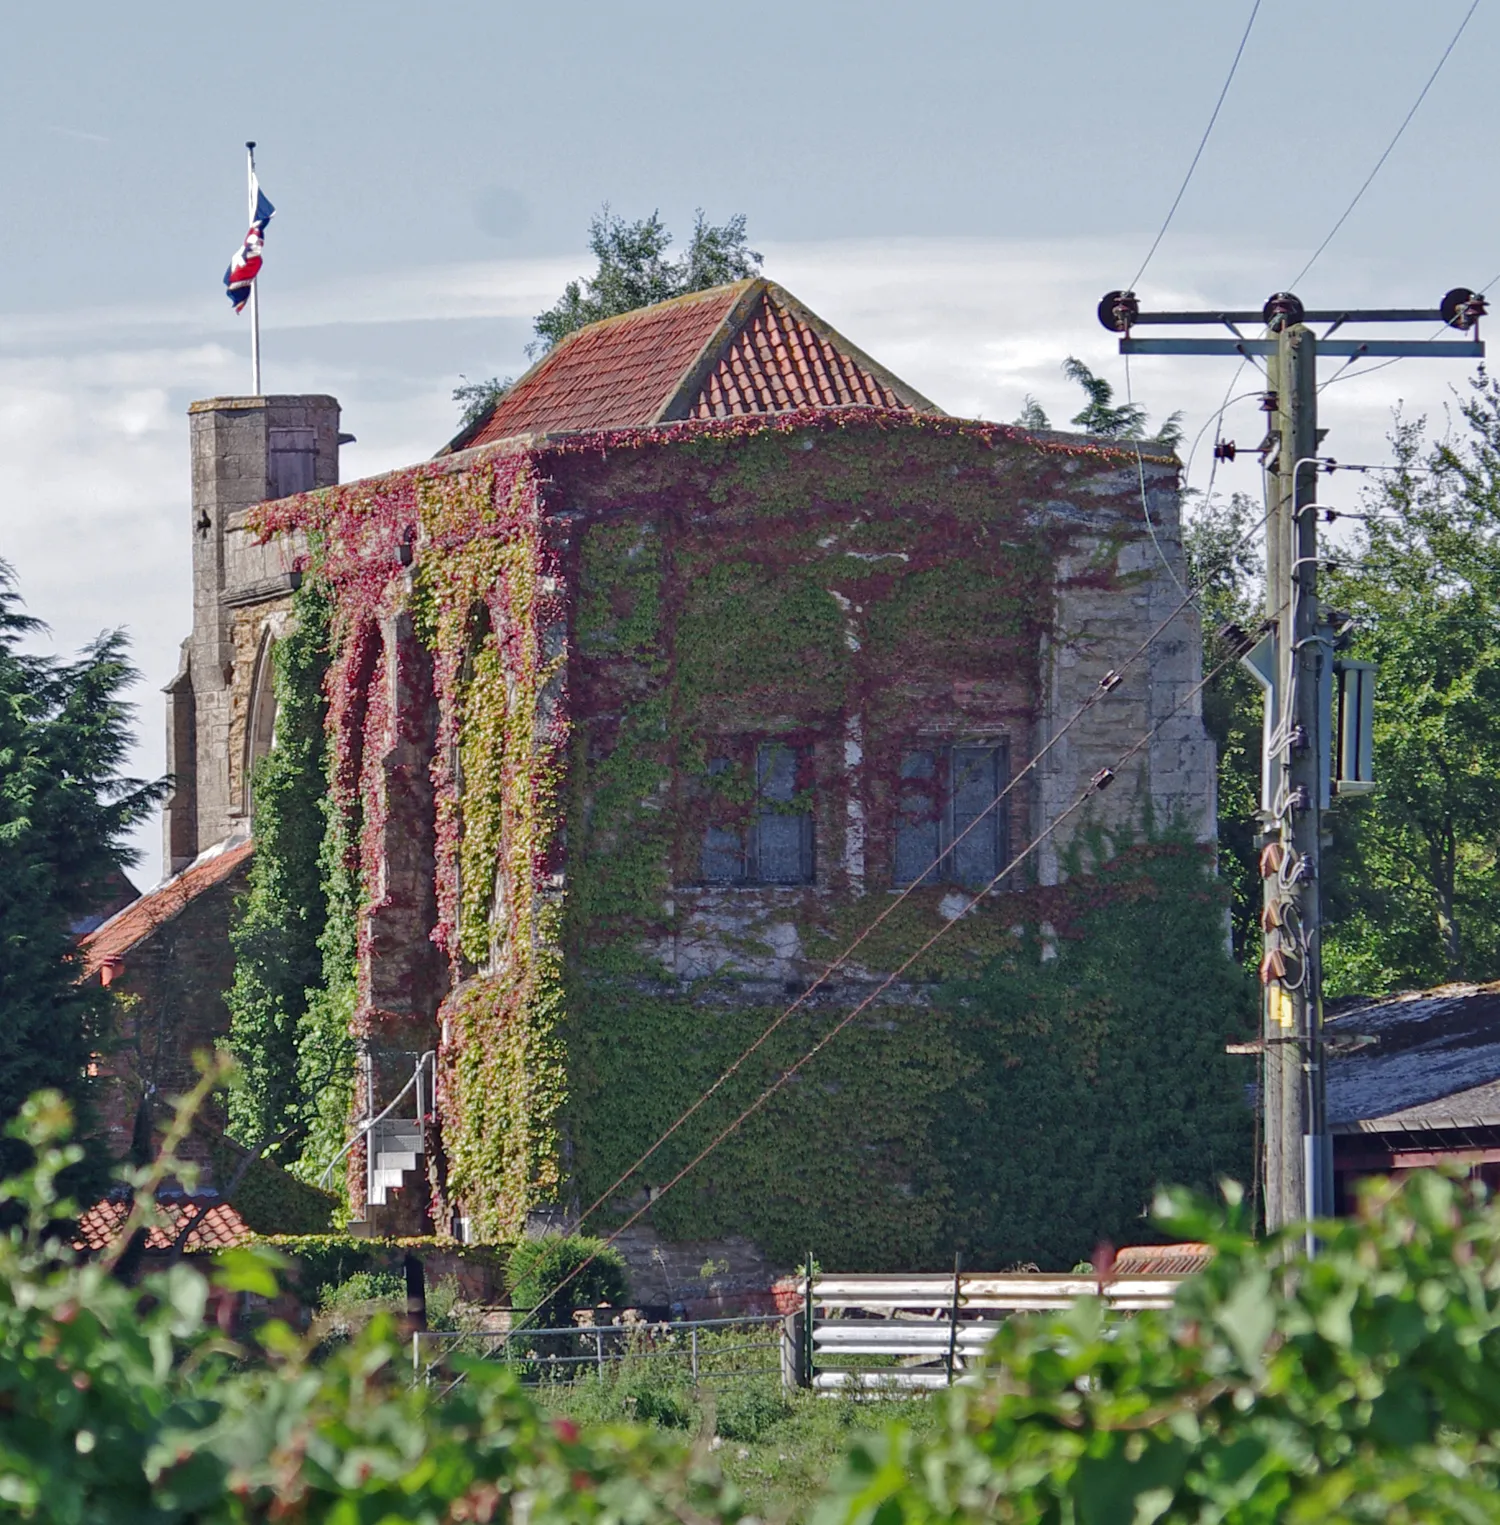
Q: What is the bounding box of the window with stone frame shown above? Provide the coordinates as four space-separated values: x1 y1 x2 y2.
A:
894 741 1009 889
699 740 815 885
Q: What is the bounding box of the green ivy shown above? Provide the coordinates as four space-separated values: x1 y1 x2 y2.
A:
226 573 333 1155
935 835 1256 1268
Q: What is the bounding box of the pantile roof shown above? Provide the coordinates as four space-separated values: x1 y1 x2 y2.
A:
1114 1243 1214 1277
451 279 937 451
73 1194 253 1254
79 839 254 979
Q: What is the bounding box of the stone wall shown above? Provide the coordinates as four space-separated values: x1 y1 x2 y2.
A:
1034 454 1213 884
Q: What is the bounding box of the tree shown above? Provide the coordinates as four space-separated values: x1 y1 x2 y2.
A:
1321 378 1500 992
0 561 163 1181
532 206 761 354
452 375 513 427
1062 355 1184 450
1183 490 1266 962
1013 394 1050 430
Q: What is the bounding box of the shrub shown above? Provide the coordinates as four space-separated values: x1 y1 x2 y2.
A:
507 1234 629 1325
0 1087 746 1523
715 1380 792 1442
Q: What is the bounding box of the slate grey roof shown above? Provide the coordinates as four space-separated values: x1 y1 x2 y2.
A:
1327 983 1500 1132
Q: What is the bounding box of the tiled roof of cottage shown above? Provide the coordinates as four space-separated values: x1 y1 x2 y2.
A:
448 279 937 451
73 1194 253 1254
79 839 254 979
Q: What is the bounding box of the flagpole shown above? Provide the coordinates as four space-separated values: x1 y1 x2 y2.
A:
246 141 261 396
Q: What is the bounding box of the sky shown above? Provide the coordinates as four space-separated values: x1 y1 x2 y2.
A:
2 0 1496 887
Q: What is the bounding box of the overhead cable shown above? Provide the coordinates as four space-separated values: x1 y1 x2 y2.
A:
1128 0 1263 290
1288 0 1481 289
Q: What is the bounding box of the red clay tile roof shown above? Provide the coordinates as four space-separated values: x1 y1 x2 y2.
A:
1114 1243 1214 1276
73 1195 253 1254
454 279 936 451
80 839 254 979
692 292 907 417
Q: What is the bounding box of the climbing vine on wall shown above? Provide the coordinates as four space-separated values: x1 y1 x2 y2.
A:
246 406 1216 1258
226 570 333 1158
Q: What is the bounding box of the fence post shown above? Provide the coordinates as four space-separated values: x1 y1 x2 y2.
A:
803 1250 815 1390
945 1252 963 1386
691 1326 700 1383
780 1312 804 1391
595 1328 604 1377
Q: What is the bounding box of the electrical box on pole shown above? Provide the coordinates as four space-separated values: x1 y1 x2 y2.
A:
1333 660 1377 796
1098 285 1485 1237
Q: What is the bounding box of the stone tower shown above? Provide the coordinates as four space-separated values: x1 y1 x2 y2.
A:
162 395 345 874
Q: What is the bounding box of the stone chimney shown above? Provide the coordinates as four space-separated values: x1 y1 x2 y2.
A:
162 395 343 873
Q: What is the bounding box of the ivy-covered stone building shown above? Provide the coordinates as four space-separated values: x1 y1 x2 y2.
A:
150 277 1232 1269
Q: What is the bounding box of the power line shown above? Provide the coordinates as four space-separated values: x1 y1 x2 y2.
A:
1123 352 1194 601
1129 0 1263 290
1288 0 1481 289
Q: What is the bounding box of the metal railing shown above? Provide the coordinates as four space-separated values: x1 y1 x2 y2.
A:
414 1312 784 1390
796 1270 1186 1395
318 1049 435 1200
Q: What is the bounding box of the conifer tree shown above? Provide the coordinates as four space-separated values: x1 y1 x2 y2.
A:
0 561 163 1176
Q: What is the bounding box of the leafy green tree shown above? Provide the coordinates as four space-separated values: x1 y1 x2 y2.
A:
532 206 761 354
1062 355 1184 450
452 374 513 427
1012 394 1050 430
0 561 163 1181
819 1169 1500 1525
1322 379 1500 992
1183 490 1266 961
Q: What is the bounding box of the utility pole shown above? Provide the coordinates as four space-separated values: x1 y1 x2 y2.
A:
1097 287 1486 1235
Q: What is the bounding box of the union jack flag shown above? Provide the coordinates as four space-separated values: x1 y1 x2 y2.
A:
224 187 275 312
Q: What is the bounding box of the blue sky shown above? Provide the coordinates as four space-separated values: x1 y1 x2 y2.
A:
2 0 1495 883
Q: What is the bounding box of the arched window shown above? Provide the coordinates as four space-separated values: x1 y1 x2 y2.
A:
242 626 279 816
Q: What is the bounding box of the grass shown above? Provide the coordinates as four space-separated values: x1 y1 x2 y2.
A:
529 1331 939 1521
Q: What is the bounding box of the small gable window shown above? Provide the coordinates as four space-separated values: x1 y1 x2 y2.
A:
895 742 1008 889
700 741 815 885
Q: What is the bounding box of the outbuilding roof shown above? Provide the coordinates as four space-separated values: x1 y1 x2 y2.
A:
1327 982 1500 1131
73 1194 253 1254
446 279 938 451
79 838 254 980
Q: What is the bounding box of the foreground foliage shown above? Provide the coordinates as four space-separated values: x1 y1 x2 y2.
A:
0 1090 744 1523
819 1172 1500 1525
10 1081 1500 1522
